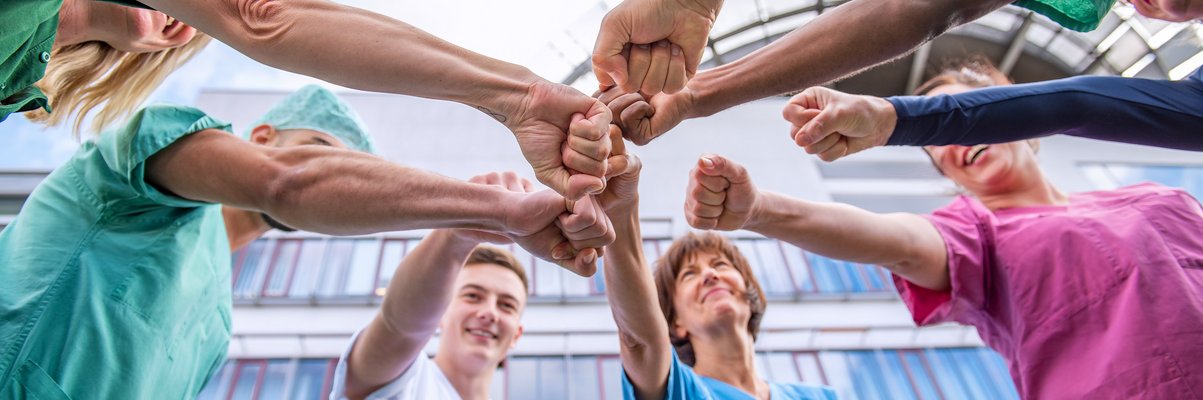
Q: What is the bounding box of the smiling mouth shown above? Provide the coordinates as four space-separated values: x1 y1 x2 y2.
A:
466 328 498 340
701 288 732 303
965 145 990 166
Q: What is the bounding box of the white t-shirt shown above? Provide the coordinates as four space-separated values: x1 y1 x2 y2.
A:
329 330 462 400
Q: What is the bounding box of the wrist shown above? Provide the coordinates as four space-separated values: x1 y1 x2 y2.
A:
466 67 543 128
871 96 898 146
431 229 483 254
742 190 773 231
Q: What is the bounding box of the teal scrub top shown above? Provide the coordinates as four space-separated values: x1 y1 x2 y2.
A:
0 105 235 399
622 350 838 400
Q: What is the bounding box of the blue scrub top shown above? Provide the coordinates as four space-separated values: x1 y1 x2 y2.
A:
0 105 235 398
621 350 838 400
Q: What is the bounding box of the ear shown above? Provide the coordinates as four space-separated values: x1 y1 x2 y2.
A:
672 319 689 341
249 124 278 146
509 325 524 350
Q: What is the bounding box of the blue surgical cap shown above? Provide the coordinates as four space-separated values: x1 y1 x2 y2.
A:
245 85 377 154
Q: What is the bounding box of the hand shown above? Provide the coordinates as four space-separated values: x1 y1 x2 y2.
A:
598 86 694 146
557 195 616 261
478 171 605 277
597 125 643 213
593 0 722 95
784 86 897 162
510 81 613 201
684 154 759 231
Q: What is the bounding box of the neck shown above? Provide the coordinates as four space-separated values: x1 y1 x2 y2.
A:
433 353 496 400
222 207 271 252
690 327 768 398
975 170 1069 211
54 0 94 48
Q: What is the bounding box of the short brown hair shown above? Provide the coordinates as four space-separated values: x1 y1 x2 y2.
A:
652 232 767 366
913 56 1011 96
465 245 529 296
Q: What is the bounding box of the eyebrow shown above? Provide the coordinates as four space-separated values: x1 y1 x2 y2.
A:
460 284 522 304
311 137 334 147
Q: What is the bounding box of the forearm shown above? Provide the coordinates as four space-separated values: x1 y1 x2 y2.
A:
746 191 949 289
604 207 672 398
256 148 514 235
886 74 1203 151
146 0 540 119
349 230 478 397
686 0 1005 117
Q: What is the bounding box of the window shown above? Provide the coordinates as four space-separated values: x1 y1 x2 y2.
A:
1081 163 1203 199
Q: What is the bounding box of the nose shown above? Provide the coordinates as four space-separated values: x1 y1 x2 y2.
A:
474 304 498 324
700 267 719 286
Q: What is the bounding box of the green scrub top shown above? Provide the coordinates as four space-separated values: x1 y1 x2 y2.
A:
0 0 62 122
0 0 152 123
0 105 235 399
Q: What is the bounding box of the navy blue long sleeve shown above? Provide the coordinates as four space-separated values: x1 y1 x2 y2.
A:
885 67 1203 151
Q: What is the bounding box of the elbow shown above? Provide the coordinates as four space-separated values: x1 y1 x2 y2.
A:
223 0 295 46
258 149 321 216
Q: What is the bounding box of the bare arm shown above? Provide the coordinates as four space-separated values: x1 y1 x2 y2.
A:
686 0 1009 117
684 154 950 291
748 192 949 290
344 229 479 399
145 130 541 236
605 208 674 400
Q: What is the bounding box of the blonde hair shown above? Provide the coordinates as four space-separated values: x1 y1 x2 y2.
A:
26 33 212 136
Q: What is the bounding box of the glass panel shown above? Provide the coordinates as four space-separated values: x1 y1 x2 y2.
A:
569 357 601 400
926 348 972 399
767 353 801 383
509 244 538 297
506 358 538 400
230 362 263 399
643 240 662 268
562 264 592 297
259 360 291 399
535 258 565 298
847 351 890 400
808 255 847 293
196 362 234 400
875 350 918 399
817 351 858 400
780 244 815 292
794 353 827 385
289 240 327 299
978 349 1020 400
318 240 354 297
734 240 772 293
592 260 607 295
233 240 270 298
538 358 568 399
901 351 942 400
375 239 406 297
289 359 332 400
263 240 301 297
344 239 382 296
754 240 795 295
599 357 623 400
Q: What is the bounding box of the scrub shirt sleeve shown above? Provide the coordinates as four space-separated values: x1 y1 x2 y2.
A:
621 349 709 400
885 66 1203 152
95 104 233 208
892 196 997 327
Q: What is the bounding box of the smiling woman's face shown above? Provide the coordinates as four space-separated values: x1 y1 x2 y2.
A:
922 84 1045 198
670 250 753 340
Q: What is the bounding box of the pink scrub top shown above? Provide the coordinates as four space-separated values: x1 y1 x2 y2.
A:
894 183 1203 399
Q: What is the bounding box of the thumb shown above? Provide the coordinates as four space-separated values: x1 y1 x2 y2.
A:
592 17 630 91
696 154 746 182
797 108 842 147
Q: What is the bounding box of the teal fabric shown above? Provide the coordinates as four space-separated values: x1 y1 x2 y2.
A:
0 0 61 122
0 105 235 399
1014 0 1117 32
620 350 838 399
246 84 378 154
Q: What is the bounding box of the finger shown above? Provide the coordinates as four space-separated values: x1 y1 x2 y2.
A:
663 44 688 94
626 44 652 95
817 137 850 162
567 248 599 277
605 93 648 128
798 109 843 147
685 197 724 219
803 132 841 156
620 100 654 132
640 41 672 97
696 154 751 186
597 86 627 105
689 181 726 206
501 171 525 192
670 28 710 79
685 212 718 230
577 102 612 141
608 124 627 156
783 105 822 134
568 132 611 161
591 16 630 90
604 154 633 179
562 173 605 200
691 166 730 193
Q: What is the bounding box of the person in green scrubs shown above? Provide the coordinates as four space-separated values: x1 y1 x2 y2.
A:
0 85 610 398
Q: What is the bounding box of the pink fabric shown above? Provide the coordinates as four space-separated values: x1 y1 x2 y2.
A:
894 183 1203 399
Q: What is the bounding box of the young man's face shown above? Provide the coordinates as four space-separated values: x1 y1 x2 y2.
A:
438 263 527 369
